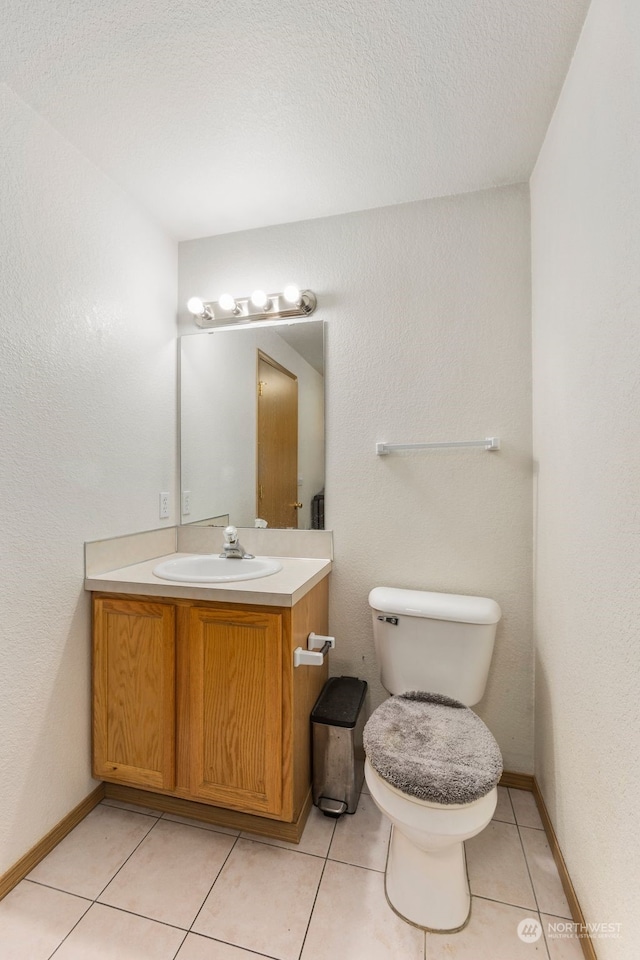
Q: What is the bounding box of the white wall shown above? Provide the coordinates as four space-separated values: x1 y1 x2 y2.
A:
180 183 534 772
0 86 178 874
531 1 640 954
181 326 324 528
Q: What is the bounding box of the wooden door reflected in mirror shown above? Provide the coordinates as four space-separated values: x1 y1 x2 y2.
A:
256 351 299 528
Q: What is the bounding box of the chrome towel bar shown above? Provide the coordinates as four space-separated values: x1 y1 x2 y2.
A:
376 437 500 455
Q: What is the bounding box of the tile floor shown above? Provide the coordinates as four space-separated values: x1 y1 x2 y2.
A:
0 786 587 960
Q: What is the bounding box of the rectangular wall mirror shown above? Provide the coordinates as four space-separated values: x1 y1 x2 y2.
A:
180 320 324 529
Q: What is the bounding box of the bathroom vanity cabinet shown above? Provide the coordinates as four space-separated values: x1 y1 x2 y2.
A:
91 577 329 838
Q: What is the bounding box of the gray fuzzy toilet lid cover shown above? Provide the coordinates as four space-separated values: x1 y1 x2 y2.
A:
363 692 503 805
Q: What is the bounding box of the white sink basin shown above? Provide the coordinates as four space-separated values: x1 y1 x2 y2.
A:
153 555 283 583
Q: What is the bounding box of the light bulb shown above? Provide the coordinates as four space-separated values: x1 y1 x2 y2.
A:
283 285 301 305
218 293 237 312
187 296 205 316
251 289 269 309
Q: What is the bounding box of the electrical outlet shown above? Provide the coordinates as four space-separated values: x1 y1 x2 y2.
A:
182 490 191 516
159 492 170 519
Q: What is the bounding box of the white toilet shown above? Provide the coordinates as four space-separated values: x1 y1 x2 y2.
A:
363 586 502 932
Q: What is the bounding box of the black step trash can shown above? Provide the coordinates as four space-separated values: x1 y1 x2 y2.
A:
311 676 368 817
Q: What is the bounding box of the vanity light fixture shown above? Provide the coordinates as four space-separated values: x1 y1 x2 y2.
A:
186 285 317 329
283 284 301 304
186 297 214 323
250 289 270 310
218 293 240 314
283 285 317 313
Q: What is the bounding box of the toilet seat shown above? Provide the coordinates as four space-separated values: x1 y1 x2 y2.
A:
365 759 497 844
363 691 502 805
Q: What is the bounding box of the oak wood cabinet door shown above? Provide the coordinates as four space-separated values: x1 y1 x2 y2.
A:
188 606 284 816
93 597 176 790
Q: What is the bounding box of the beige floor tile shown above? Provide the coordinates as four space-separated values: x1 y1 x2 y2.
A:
328 792 390 871
541 915 587 960
100 798 164 818
99 819 236 928
52 902 186 959
240 804 336 857
300 859 424 960
425 898 549 959
493 786 516 823
466 820 537 910
510 789 545 829
27 804 155 899
192 838 324 960
0 880 90 960
520 827 572 918
176 933 270 959
161 812 240 837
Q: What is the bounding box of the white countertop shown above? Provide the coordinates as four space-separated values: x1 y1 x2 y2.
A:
84 553 332 607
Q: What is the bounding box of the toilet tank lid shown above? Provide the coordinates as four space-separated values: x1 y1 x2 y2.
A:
369 587 501 625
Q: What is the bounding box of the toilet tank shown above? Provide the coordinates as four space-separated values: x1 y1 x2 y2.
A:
369 587 502 706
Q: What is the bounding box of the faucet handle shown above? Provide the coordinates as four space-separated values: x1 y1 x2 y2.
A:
223 525 238 544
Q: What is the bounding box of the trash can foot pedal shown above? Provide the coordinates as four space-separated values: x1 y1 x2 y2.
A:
317 797 348 817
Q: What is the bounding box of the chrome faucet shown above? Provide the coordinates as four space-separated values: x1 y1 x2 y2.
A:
220 525 255 560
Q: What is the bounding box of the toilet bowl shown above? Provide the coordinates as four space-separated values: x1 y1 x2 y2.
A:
365 759 497 930
364 587 503 931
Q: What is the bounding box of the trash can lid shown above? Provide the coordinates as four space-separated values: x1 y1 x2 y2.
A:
311 676 368 728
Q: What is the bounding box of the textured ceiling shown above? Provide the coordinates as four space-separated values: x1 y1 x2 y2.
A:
2 0 591 241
